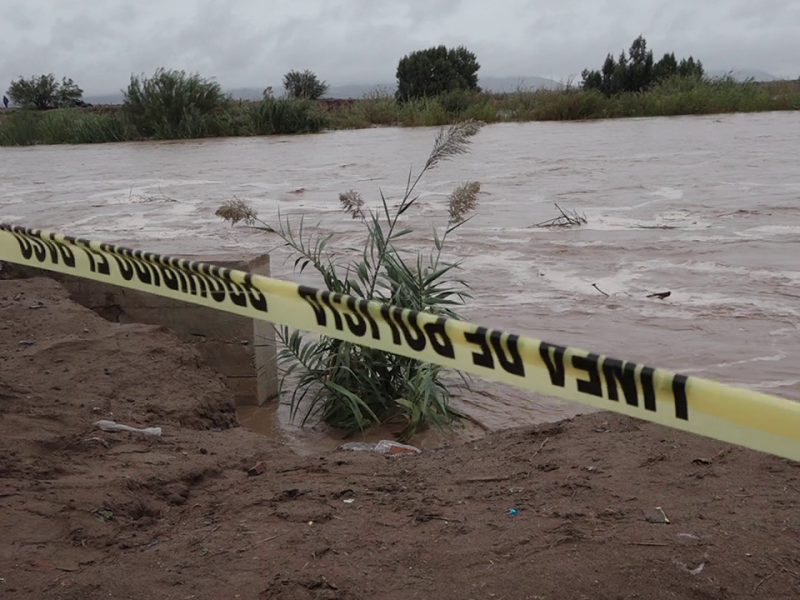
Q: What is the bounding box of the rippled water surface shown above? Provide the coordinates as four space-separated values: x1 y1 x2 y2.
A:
2 112 799 444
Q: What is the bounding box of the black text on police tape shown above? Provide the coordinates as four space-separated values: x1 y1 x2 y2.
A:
6 227 268 313
540 342 689 420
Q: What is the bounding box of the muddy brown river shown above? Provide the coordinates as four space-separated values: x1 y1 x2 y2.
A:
2 112 799 449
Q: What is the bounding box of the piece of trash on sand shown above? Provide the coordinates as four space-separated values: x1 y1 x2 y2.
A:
643 506 671 524
647 291 671 300
672 557 705 576
508 509 519 516
339 440 422 455
343 498 355 504
374 440 421 455
94 420 162 436
339 442 376 452
248 461 267 477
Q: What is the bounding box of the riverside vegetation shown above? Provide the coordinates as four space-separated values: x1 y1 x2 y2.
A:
1 71 798 147
216 121 484 440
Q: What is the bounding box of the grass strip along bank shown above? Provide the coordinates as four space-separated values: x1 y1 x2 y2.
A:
1 76 799 147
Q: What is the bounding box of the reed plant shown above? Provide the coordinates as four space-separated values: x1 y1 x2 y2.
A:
217 121 486 440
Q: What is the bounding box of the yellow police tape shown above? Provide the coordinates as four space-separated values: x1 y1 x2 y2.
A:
2 222 799 461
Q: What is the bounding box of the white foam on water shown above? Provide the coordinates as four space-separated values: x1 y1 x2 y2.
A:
741 225 800 236
679 354 786 374
751 379 800 392
649 187 685 200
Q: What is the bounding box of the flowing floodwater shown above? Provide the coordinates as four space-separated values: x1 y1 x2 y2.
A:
2 112 799 450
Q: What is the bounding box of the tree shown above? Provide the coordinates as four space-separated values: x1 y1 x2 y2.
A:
395 45 480 101
282 69 329 100
678 56 704 79
627 35 654 92
6 74 84 109
654 52 678 82
581 37 705 96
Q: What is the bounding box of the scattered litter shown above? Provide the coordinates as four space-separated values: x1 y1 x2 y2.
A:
374 440 421 455
29 301 46 310
18 340 35 346
689 563 705 576
94 420 162 436
508 509 519 516
339 442 376 452
509 487 524 493
84 437 110 449
643 506 671 524
586 466 597 472
248 461 267 477
339 440 421 455
672 557 705 576
146 540 161 548
693 458 712 465
343 499 355 504
92 508 115 523
678 533 699 540
647 291 672 300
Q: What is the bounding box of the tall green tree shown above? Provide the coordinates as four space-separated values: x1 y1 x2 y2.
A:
282 69 329 100
581 36 704 96
678 56 704 79
653 52 678 82
627 35 654 92
396 45 480 101
7 74 84 109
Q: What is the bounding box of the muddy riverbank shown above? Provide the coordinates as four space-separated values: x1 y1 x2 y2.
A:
2 277 800 599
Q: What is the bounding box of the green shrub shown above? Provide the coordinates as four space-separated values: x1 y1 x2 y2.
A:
438 89 474 115
0 108 138 145
355 88 400 125
123 68 231 139
0 110 42 145
399 97 449 127
250 97 328 135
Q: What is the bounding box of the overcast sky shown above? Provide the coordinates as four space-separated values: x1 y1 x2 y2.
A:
1 0 798 95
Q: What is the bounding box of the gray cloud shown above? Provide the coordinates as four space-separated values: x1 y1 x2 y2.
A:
1 0 797 95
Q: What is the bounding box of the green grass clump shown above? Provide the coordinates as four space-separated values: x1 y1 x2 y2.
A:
0 108 139 145
250 97 328 135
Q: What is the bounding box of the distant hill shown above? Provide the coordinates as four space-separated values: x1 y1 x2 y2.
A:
706 68 777 82
478 75 562 92
83 92 125 105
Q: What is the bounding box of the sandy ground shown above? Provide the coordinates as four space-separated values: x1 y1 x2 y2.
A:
1 277 800 599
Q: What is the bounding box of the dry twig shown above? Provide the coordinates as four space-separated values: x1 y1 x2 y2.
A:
532 203 587 228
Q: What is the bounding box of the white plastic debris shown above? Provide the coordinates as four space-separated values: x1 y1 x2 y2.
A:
374 440 421 455
338 440 421 455
94 420 162 436
339 442 376 452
